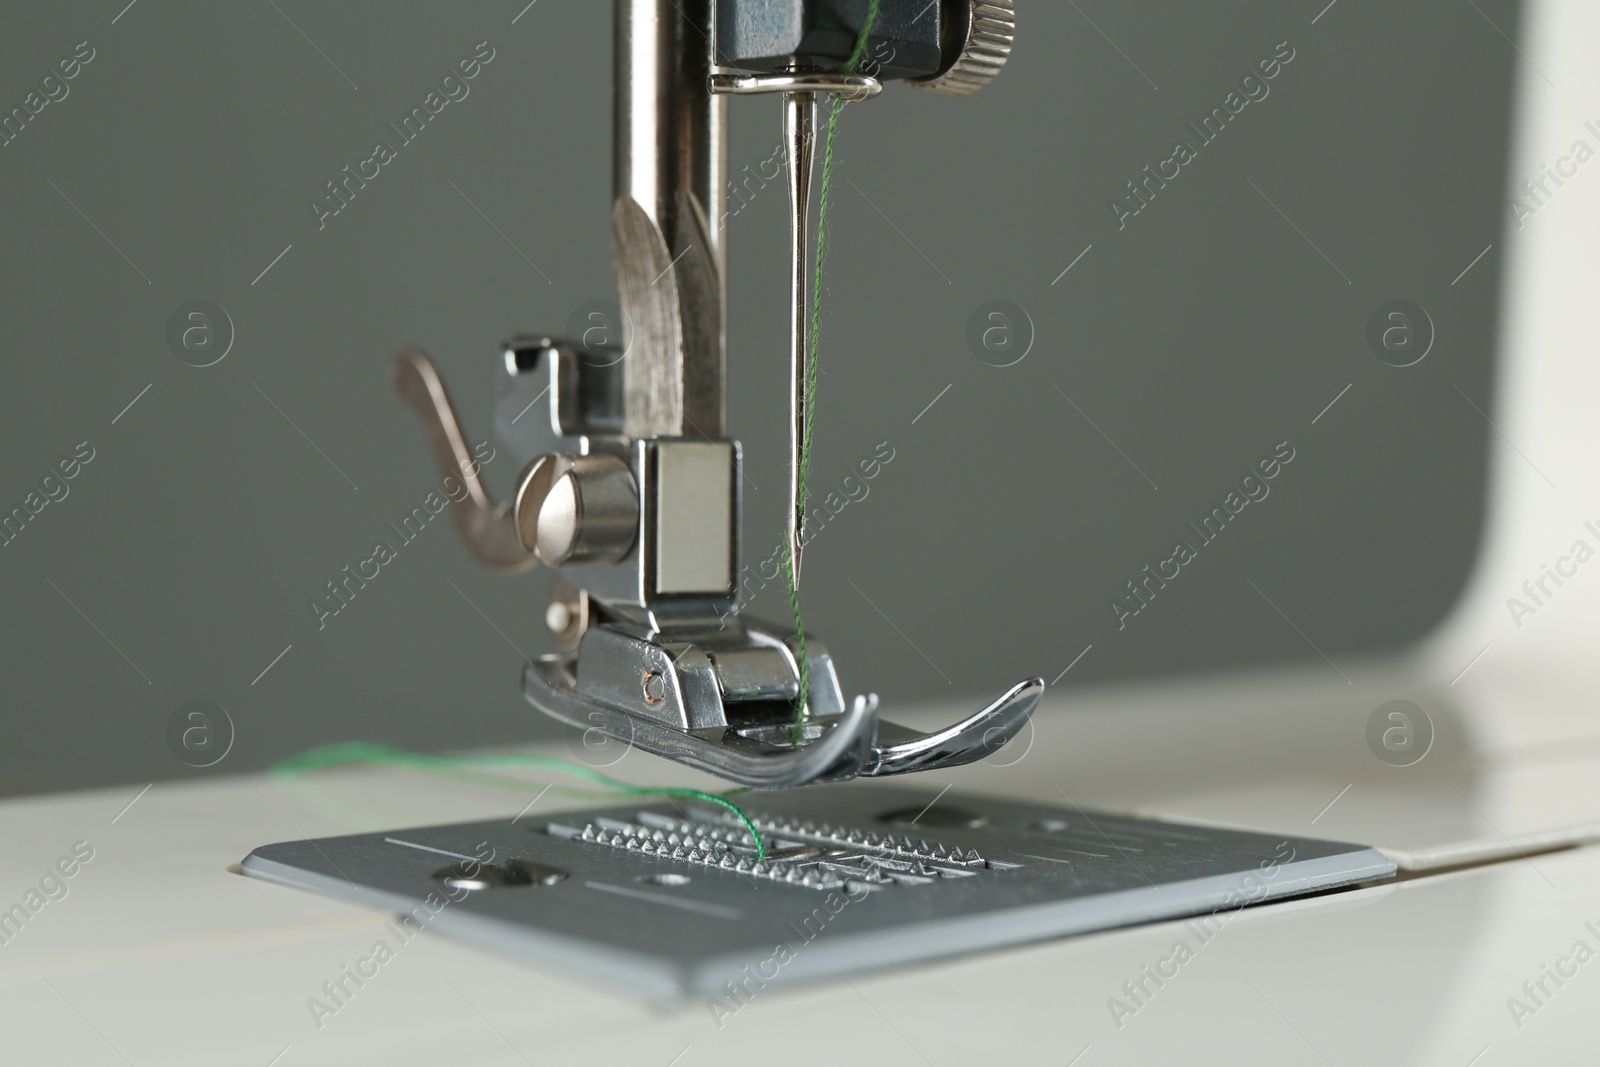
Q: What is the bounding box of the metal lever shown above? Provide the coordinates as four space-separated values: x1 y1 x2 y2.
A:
391 349 535 573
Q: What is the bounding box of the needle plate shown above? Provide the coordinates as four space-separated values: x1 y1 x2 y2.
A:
242 785 1393 999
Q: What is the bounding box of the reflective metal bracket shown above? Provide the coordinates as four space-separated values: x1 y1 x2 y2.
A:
522 617 1043 789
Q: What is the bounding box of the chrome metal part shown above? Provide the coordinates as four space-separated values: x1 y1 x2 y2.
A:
521 615 1045 789
243 784 1397 1000
784 86 817 586
434 859 568 891
709 71 881 99
513 453 640 565
391 349 534 574
614 0 725 439
911 0 1016 96
569 620 838 730
544 577 592 651
862 679 1041 777
651 439 735 596
527 437 741 621
527 653 876 789
494 335 624 468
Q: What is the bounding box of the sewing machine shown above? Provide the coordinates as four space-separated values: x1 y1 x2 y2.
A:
15 0 1600 1060
386 0 1042 789
241 0 1394 996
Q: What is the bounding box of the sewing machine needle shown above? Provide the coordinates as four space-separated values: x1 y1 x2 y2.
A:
785 88 817 587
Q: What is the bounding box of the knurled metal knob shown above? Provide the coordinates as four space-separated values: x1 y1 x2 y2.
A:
911 0 1015 97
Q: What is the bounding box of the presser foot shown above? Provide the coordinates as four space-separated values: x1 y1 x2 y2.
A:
521 621 1044 790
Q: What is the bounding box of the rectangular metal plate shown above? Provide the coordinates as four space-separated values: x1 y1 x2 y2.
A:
652 440 734 595
241 785 1393 1000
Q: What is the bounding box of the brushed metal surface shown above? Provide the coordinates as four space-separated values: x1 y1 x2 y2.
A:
243 784 1394 999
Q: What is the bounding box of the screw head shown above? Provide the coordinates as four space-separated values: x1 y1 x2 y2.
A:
514 453 639 565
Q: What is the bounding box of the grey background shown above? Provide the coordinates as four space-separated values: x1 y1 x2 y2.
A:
0 0 1517 796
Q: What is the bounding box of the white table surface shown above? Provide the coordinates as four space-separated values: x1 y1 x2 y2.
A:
3 655 1597 1066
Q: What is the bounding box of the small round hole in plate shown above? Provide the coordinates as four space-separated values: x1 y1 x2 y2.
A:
638 872 692 887
1025 818 1070 833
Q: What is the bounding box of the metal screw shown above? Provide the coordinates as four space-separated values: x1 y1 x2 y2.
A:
431 859 566 890
545 577 590 651
642 670 666 704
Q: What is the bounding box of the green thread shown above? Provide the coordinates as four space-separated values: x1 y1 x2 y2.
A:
788 0 882 737
270 742 766 860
